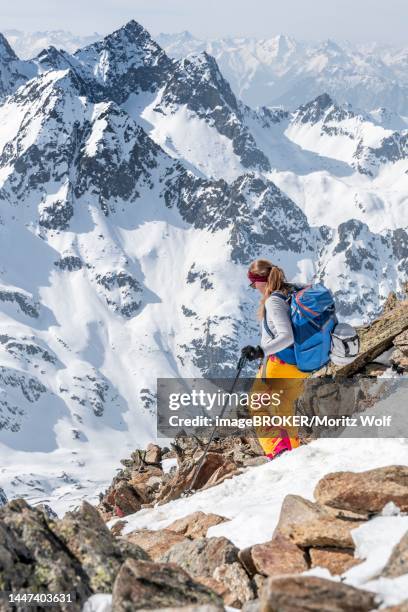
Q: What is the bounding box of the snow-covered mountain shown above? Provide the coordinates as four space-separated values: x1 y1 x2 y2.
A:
157 32 408 115
3 29 101 59
0 21 407 512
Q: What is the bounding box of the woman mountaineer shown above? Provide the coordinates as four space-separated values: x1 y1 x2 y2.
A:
242 259 309 460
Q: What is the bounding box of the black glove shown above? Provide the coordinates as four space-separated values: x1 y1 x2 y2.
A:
241 345 264 361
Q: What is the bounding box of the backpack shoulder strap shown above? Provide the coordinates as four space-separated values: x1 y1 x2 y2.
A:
263 291 292 338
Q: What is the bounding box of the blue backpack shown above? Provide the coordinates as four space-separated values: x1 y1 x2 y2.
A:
264 284 337 372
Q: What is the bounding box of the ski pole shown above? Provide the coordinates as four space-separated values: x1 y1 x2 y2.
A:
183 354 247 496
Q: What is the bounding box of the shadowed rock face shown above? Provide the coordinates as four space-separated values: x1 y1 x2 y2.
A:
0 33 37 100
0 499 150 609
112 559 224 611
157 53 270 172
0 499 92 611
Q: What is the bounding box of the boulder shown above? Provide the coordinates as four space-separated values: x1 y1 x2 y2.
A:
261 575 378 611
159 536 239 578
239 546 259 577
249 533 308 577
314 466 408 514
54 501 149 592
391 328 408 369
110 520 127 536
381 530 408 578
157 452 238 504
111 559 224 611
394 329 408 347
166 511 228 539
310 547 361 575
129 465 163 492
125 528 188 561
144 443 162 464
213 562 255 607
273 494 328 537
0 499 91 611
112 480 143 516
283 515 358 549
317 300 408 377
253 574 266 596
195 575 238 608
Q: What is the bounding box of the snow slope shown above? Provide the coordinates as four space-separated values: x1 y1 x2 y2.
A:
118 437 408 607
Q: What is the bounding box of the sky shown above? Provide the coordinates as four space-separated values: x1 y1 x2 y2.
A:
1 0 407 44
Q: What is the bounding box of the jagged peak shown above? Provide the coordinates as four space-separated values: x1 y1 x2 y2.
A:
77 19 163 57
181 51 226 82
293 93 340 125
318 38 344 55
13 68 86 106
36 45 70 61
311 92 335 109
0 32 18 61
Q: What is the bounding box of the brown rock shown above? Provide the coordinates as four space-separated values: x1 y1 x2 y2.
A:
253 574 266 596
314 466 408 514
310 547 361 575
316 299 408 377
382 530 408 577
261 575 378 612
322 505 369 521
112 559 224 611
145 443 162 464
129 466 163 498
113 480 143 516
196 575 238 608
273 494 328 537
159 536 239 578
250 533 308 577
125 528 188 561
239 546 259 577
202 462 240 489
166 511 228 539
213 562 255 606
383 292 398 313
110 520 127 536
284 515 358 549
157 452 238 504
394 329 408 346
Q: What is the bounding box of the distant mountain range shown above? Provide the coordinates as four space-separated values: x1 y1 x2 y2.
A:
5 28 408 114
